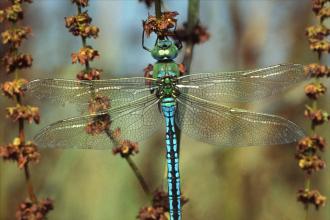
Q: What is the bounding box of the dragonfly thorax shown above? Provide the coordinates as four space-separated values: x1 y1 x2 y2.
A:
156 75 180 100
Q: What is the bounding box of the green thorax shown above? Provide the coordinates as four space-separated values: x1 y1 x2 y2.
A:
154 63 180 100
153 61 180 79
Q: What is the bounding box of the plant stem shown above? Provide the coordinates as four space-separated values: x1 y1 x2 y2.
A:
182 0 200 73
104 129 150 196
125 156 150 195
304 176 311 220
20 118 37 202
16 95 37 203
24 163 37 203
82 37 90 70
155 0 162 19
77 4 90 71
187 0 200 33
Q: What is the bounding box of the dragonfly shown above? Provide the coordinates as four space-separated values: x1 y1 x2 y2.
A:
24 38 306 220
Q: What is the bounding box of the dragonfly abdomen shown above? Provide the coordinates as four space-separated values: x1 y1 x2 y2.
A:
162 99 181 220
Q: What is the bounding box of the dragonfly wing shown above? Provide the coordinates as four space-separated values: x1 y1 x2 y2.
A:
175 93 305 147
24 77 157 108
177 64 305 103
34 94 163 149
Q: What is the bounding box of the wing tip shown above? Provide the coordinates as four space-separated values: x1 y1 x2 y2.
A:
282 119 306 144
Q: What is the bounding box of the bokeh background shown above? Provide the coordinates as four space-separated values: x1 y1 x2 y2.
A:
1 0 329 220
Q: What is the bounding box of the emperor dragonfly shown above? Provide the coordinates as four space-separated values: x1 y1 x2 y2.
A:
25 38 306 220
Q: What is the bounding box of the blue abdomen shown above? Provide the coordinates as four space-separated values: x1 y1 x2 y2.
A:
161 98 181 220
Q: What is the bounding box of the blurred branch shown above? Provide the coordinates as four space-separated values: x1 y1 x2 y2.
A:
182 0 200 73
125 156 150 195
155 0 162 19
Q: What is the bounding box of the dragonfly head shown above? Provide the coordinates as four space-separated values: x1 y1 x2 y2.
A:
151 39 178 61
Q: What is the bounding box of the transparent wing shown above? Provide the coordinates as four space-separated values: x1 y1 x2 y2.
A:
177 64 305 102
175 93 305 147
24 77 157 108
34 94 163 149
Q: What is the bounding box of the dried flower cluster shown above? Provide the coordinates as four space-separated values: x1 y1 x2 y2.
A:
0 0 53 218
0 138 40 169
143 64 154 78
296 0 329 211
137 189 188 220
306 24 330 54
304 106 329 128
6 104 40 124
113 139 139 158
65 11 99 39
16 198 53 220
305 63 330 77
71 46 100 65
87 95 111 113
296 136 326 174
297 189 326 209
175 22 210 45
85 114 111 135
312 0 330 21
76 68 102 80
83 125 140 158
1 26 32 48
1 78 28 98
2 52 33 73
143 11 179 38
1 3 23 22
304 82 327 99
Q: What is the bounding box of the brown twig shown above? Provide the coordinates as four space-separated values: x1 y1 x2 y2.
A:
125 156 150 195
155 0 162 20
77 4 90 71
23 163 37 203
16 94 37 203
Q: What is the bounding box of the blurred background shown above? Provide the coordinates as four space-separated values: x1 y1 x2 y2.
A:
1 0 329 220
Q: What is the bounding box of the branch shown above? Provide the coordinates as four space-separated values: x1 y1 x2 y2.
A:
182 0 200 73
